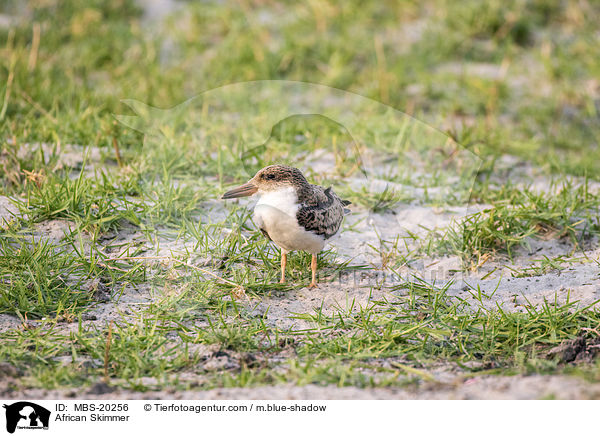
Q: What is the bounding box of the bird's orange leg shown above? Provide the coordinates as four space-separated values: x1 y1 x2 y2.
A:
279 252 287 284
308 254 317 288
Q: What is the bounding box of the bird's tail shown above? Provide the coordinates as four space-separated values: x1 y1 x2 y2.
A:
342 199 351 215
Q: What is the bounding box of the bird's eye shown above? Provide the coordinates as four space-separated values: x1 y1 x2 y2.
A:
266 173 276 180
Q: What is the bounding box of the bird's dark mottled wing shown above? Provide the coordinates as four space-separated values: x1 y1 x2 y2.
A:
296 185 348 239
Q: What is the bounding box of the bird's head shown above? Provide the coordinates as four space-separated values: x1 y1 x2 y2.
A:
222 165 308 199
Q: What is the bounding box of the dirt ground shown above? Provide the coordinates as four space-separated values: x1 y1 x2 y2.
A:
3 376 600 400
2 151 600 399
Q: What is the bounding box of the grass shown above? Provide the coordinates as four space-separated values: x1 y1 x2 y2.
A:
0 230 146 319
0 237 97 319
0 0 600 396
1 278 599 392
505 255 590 278
341 185 410 213
14 167 141 234
416 180 600 266
1 0 599 176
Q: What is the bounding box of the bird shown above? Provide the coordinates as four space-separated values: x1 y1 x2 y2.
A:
222 164 350 288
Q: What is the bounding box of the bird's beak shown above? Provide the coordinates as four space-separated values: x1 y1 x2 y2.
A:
222 182 258 199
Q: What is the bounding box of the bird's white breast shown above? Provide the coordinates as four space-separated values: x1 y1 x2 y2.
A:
253 187 326 254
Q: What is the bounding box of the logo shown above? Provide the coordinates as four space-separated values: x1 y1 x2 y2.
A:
2 402 50 434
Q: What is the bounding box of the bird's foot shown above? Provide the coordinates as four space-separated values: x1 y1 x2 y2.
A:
308 282 317 289
279 279 286 284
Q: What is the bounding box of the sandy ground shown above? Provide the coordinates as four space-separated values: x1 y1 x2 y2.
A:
3 376 600 400
0 196 17 224
1 150 599 399
1 0 598 401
